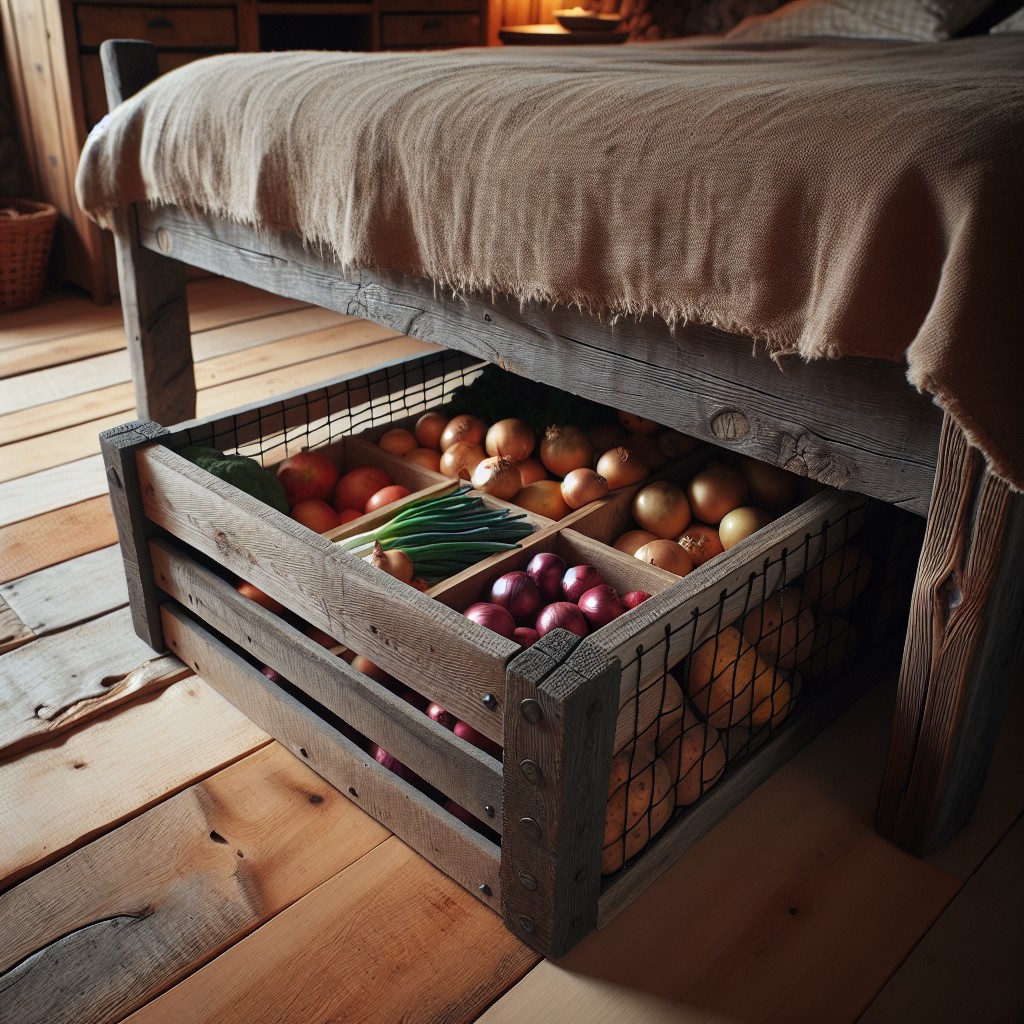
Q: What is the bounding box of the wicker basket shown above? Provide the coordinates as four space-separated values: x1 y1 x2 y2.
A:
1 197 58 312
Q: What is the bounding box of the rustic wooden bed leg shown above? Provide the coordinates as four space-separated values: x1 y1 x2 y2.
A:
100 420 170 651
502 632 620 957
877 413 1024 855
100 40 195 426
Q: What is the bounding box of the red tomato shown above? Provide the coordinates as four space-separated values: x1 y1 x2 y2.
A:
364 484 412 513
333 466 392 512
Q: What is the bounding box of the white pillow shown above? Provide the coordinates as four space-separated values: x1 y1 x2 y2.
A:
727 0 995 41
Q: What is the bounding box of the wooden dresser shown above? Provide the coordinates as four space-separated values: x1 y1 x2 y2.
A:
0 0 502 302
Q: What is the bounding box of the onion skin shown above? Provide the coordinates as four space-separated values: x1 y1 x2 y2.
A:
562 564 607 603
454 719 503 759
678 523 725 566
687 463 749 524
489 571 542 625
485 418 535 462
440 414 487 451
414 411 448 450
513 480 571 520
622 590 652 609
614 529 658 556
540 425 594 477
596 446 649 490
463 601 517 639
561 468 609 510
439 440 486 480
526 551 569 603
369 541 414 584
516 457 548 485
578 585 626 629
378 427 418 456
631 481 691 539
718 506 773 550
513 626 541 649
471 455 522 500
426 702 455 730
635 539 694 577
535 601 589 638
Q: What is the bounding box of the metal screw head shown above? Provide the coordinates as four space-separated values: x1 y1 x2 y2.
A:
478 883 493 897
517 869 538 890
520 759 543 785
519 817 543 843
482 693 498 709
519 698 543 723
517 915 536 934
484 804 495 818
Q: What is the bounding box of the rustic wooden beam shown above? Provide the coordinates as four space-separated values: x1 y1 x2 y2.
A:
501 632 620 957
98 419 170 651
877 413 1024 854
100 40 194 425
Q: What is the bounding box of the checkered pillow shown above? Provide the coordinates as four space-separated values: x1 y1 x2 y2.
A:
726 0 996 41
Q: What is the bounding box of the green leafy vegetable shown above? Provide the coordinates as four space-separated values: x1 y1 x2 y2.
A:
179 445 289 514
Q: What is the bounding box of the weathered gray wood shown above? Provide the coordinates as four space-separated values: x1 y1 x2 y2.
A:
0 546 128 637
0 744 388 1024
161 604 503 908
0 454 107 527
0 593 32 654
101 41 194 426
150 538 504 827
877 413 1024 855
0 605 189 760
136 442 514 743
135 205 942 513
98 419 170 651
501 632 620 957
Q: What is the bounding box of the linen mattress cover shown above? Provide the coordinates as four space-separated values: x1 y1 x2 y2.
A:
76 35 1024 490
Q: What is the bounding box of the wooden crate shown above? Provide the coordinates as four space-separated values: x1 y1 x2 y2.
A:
101 347 915 957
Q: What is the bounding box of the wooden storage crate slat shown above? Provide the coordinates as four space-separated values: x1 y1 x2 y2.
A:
150 539 504 827
161 604 502 907
136 443 514 743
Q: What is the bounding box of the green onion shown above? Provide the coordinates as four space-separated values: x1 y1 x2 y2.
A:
337 484 534 581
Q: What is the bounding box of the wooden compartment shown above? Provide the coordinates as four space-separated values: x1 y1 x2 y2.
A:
101 348 916 959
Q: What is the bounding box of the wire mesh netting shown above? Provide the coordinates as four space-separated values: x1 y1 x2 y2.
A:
601 498 923 877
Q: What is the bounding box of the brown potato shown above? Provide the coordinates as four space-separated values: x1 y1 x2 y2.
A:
802 545 872 613
683 626 793 732
602 742 675 875
656 705 727 807
741 587 816 669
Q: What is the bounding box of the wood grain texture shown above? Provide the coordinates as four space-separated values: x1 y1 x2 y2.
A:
878 414 1024 855
0 383 135 447
859 814 1024 1024
0 743 390 1024
161 605 504 909
151 538 505 826
0 546 128 636
0 496 118 584
482 682 962 1024
0 593 32 654
0 677 270 887
0 606 189 760
0 453 107 527
137 206 942 513
122 835 538 1024
138 443 511 742
501 634 619 957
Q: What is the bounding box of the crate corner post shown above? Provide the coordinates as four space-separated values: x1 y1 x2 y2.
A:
500 630 620 958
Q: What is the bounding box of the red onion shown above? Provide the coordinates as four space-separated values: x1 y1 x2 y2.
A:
513 626 540 649
578 584 626 629
489 571 542 625
426 702 454 729
561 564 607 603
622 590 652 610
463 601 517 639
535 601 589 638
368 742 418 785
454 718 503 759
526 551 568 603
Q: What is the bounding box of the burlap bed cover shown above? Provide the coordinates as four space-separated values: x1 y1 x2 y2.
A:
75 35 1024 490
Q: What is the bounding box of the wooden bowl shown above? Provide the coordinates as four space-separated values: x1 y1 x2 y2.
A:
553 8 624 31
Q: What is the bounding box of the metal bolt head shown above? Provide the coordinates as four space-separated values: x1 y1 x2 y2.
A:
478 883 493 897
519 698 543 723
517 914 536 933
517 869 538 890
520 758 543 785
519 816 542 843
484 804 495 818
482 693 498 709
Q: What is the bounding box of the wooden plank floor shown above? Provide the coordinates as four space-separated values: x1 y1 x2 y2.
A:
1 280 1022 1024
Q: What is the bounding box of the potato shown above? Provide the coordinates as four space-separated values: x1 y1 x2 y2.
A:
656 705 727 807
683 626 793 731
802 545 871 613
800 614 859 684
619 676 685 753
741 587 815 669
602 742 675 875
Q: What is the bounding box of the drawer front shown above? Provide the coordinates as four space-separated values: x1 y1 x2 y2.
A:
77 5 238 49
381 13 481 48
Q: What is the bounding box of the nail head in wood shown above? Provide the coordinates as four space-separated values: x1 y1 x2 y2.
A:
482 692 498 709
519 698 543 723
484 804 495 817
519 816 542 843
479 883 492 897
520 758 543 785
517 915 536 933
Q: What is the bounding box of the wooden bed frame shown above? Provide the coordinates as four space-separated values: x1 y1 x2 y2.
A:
100 39 1023 858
